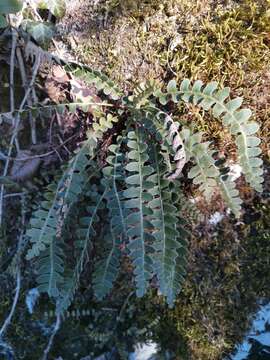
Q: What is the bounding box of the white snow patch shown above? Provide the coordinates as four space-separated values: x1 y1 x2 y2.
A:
249 333 270 346
129 342 158 360
189 197 201 204
209 212 224 226
26 288 40 314
229 164 242 182
250 302 270 332
230 302 270 359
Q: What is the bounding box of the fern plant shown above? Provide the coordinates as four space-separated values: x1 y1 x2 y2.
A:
18 64 264 312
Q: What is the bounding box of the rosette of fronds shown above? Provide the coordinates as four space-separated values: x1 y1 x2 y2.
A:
24 63 263 314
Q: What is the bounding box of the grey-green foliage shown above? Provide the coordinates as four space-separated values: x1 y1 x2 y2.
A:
0 0 22 13
0 0 23 28
26 134 99 299
124 128 156 297
181 128 242 217
22 64 263 314
93 139 126 300
160 79 263 192
33 0 66 18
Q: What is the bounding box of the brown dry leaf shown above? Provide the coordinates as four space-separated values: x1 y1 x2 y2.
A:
60 111 79 135
44 65 69 103
45 77 66 103
52 65 69 83
10 150 41 182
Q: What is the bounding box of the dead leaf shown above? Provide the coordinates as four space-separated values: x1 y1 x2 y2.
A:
52 65 69 83
10 150 41 182
44 65 69 103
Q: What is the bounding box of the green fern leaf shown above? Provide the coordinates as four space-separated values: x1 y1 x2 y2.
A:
131 80 159 108
66 63 122 100
166 236 188 308
36 239 64 297
93 224 121 300
148 145 189 305
181 127 242 217
177 79 263 191
93 138 125 300
123 128 155 297
58 185 106 312
26 134 100 302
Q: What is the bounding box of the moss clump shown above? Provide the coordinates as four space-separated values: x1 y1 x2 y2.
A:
142 198 270 360
62 0 270 154
170 1 270 85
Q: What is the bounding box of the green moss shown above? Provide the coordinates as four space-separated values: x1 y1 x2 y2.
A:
142 199 270 360
171 1 270 85
66 0 270 155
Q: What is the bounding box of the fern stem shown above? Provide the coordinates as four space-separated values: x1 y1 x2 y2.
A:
138 128 147 295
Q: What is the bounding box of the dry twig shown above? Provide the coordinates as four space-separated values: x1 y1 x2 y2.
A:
0 54 41 225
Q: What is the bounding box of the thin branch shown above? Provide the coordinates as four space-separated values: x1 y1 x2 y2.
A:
116 291 134 326
4 192 27 199
0 133 78 162
9 29 17 122
0 54 41 226
57 134 72 155
41 313 61 360
0 196 26 338
9 28 20 152
0 258 21 338
16 46 37 144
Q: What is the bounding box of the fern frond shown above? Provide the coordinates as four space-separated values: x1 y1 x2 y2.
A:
164 79 263 192
166 233 188 308
130 80 159 108
92 113 119 138
164 187 190 308
58 185 106 312
66 63 123 100
25 181 62 260
148 146 189 305
24 177 64 298
181 127 242 217
163 114 186 179
218 175 242 217
142 110 186 180
93 139 125 300
36 240 64 298
26 134 98 260
88 329 112 344
93 224 121 301
123 128 155 297
26 134 100 302
0 101 112 123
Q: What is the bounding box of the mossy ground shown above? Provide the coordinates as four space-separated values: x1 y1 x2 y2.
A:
55 0 270 359
60 0 270 152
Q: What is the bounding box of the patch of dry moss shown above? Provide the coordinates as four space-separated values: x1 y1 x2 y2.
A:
61 0 270 153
